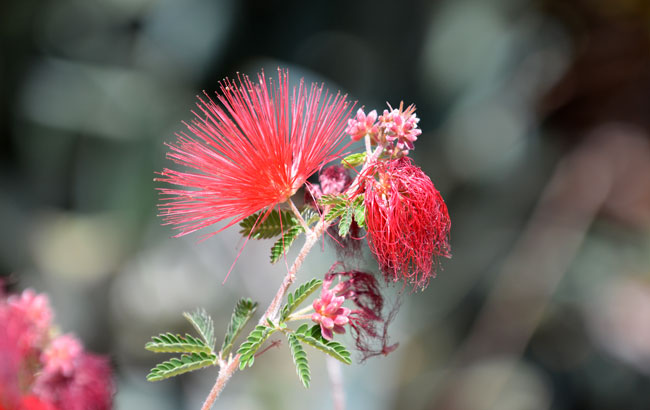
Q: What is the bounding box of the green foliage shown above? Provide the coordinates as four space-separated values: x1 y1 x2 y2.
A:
183 308 216 350
341 152 367 169
269 209 318 264
295 324 352 365
221 298 258 356
287 333 310 388
270 224 304 264
280 278 323 321
352 194 366 228
325 201 348 222
324 194 366 235
145 333 212 354
239 209 296 239
146 352 217 382
318 194 345 206
338 205 353 237
237 325 276 370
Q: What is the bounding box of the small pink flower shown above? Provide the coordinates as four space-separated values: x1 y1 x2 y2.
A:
313 264 399 361
345 108 378 141
312 287 351 341
40 334 82 377
378 103 421 152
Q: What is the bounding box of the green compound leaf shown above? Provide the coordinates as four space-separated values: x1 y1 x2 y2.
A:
146 352 217 382
295 325 352 365
221 298 258 356
237 325 276 370
270 224 304 264
318 194 346 206
145 332 213 354
325 201 348 222
352 194 366 228
338 205 353 237
269 209 318 264
239 210 297 240
183 308 216 350
280 278 323 322
287 333 311 388
341 152 367 169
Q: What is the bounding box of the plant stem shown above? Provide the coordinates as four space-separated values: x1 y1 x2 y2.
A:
201 218 330 410
288 198 311 234
291 304 315 317
326 356 345 410
201 145 384 409
286 314 312 322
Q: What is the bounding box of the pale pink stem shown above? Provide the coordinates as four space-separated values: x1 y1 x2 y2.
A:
326 356 345 410
201 219 329 410
201 144 384 410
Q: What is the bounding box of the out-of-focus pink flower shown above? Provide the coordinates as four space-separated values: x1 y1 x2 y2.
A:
305 165 352 204
33 353 113 410
40 335 82 378
345 108 378 141
7 290 53 349
157 69 353 239
364 157 451 289
378 103 421 152
19 395 56 410
0 288 114 410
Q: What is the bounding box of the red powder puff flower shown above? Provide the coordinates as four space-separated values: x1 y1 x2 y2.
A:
157 69 353 238
364 157 451 289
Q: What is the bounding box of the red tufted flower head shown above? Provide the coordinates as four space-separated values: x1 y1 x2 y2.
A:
157 69 353 239
364 157 451 289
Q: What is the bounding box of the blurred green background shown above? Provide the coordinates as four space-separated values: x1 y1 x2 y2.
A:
2 0 650 409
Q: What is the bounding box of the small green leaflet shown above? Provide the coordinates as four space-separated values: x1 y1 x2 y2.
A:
341 152 366 169
338 206 353 237
146 352 217 382
145 333 213 354
269 209 319 264
239 210 297 239
270 224 303 264
318 194 345 206
183 308 216 350
280 278 323 321
237 325 276 370
294 324 352 365
287 333 310 388
221 298 258 356
324 201 348 222
324 194 366 235
352 194 366 228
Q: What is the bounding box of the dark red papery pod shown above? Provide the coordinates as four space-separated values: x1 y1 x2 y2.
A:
364 157 451 289
322 264 399 362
